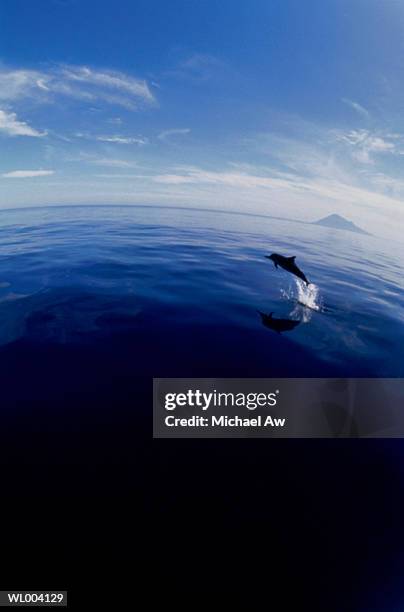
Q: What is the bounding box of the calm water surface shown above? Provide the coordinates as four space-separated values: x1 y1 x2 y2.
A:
0 205 402 376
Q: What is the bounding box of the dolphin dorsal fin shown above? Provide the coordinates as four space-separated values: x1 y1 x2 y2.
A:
288 256 296 261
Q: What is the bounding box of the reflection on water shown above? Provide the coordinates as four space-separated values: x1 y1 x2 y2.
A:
0 205 403 376
258 311 300 334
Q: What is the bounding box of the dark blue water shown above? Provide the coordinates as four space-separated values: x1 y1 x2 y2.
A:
1 205 403 609
0 205 402 376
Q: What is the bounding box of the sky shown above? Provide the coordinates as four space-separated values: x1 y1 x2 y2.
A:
1 0 404 237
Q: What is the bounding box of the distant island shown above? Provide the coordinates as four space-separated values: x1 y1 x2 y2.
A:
312 214 369 235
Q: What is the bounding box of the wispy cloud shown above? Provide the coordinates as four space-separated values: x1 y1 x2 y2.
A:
168 53 227 82
158 128 191 141
0 64 156 110
88 158 138 168
2 170 55 178
107 117 123 125
96 135 147 145
336 129 398 163
75 132 147 145
153 166 281 187
94 173 139 179
151 152 404 237
0 69 44 101
60 65 155 108
65 151 139 168
341 98 370 119
0 109 46 137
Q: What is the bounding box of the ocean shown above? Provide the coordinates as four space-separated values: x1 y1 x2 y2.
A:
0 204 403 608
0 204 402 378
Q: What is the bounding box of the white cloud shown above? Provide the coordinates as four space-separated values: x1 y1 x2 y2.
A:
107 117 123 125
94 173 139 179
154 167 280 187
89 158 138 168
336 129 397 164
151 160 404 237
158 128 191 141
169 54 227 82
0 109 46 137
0 70 43 101
2 170 55 178
75 132 147 145
0 65 156 110
341 98 370 119
65 151 139 168
62 66 154 102
97 135 147 145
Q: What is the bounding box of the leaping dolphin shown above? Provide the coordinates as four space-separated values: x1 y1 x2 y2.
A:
258 311 300 334
265 253 310 286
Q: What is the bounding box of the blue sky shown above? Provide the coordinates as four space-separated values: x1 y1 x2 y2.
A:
1 0 404 237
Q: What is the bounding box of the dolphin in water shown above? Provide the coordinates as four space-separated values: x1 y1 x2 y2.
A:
258 311 300 334
265 253 310 285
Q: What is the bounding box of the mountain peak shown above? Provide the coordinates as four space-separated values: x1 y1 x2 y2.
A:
312 214 369 235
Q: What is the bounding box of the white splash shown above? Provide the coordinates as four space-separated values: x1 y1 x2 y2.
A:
280 279 323 323
295 279 322 312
